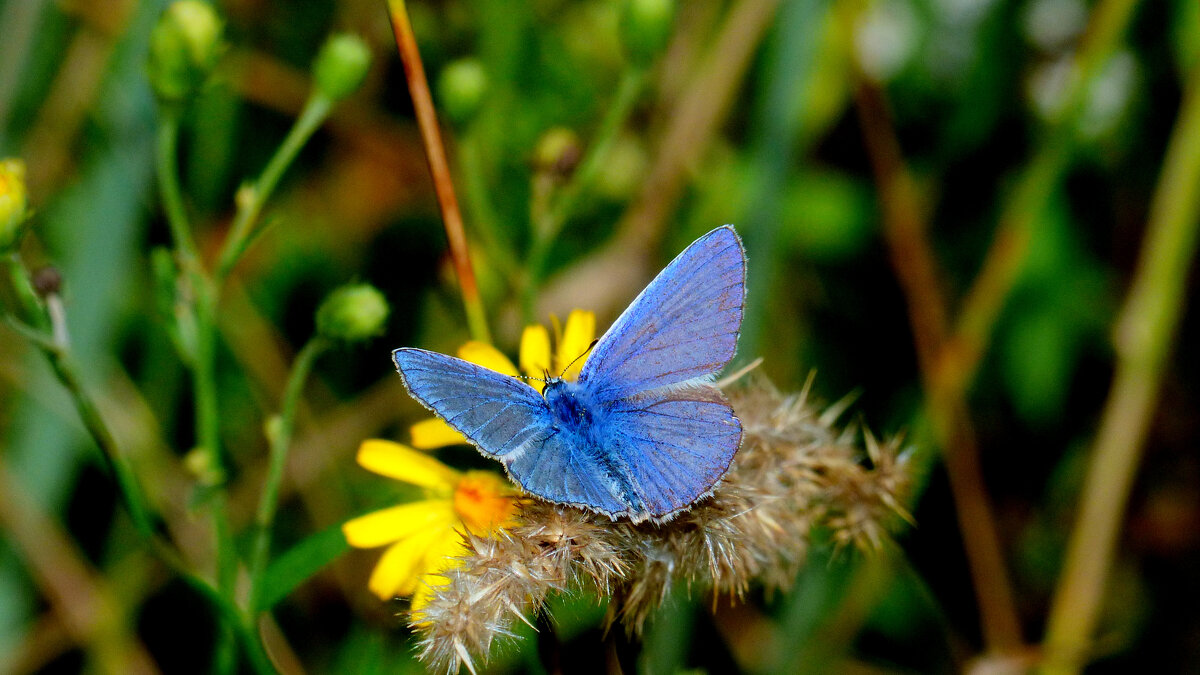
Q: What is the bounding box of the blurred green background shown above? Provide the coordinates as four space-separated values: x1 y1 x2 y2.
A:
1 0 1198 672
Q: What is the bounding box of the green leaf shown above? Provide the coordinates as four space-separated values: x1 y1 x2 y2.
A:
260 523 350 609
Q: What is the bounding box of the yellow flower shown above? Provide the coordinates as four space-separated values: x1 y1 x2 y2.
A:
409 309 596 450
342 440 517 609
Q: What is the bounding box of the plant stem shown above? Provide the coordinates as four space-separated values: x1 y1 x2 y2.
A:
949 0 1140 390
2 284 244 655
526 68 646 308
0 457 159 674
458 131 521 284
155 105 243 674
247 337 329 614
1041 63 1200 675
217 93 334 282
155 110 200 268
385 0 490 344
3 253 48 330
853 79 1023 652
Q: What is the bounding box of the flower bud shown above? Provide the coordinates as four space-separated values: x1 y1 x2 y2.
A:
533 127 582 178
32 267 62 298
147 0 224 104
0 158 29 252
437 58 487 125
620 0 674 66
184 446 226 486
316 283 389 342
313 34 372 102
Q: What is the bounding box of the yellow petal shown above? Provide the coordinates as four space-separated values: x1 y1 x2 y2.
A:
557 309 596 380
356 439 460 490
409 535 470 616
457 341 520 377
365 526 449 600
342 500 456 548
519 324 552 389
409 418 467 449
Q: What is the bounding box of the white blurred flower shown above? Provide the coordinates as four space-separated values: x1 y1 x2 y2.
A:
855 0 921 83
1022 0 1087 52
932 0 997 28
1026 53 1075 120
1079 50 1138 140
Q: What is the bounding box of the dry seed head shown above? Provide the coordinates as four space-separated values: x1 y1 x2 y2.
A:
411 378 913 673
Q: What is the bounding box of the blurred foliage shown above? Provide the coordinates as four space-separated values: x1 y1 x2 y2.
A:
0 0 1198 673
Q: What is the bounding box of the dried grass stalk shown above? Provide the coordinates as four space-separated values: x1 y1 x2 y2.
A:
414 379 913 673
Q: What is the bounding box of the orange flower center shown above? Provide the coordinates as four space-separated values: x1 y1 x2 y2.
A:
452 471 517 534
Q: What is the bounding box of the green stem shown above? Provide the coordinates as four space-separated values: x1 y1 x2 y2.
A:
1041 62 1200 674
6 315 157 549
2 298 240 658
191 279 236 660
156 104 242 673
951 0 1140 385
212 494 238 675
217 94 334 281
525 67 646 309
247 337 329 614
155 110 200 268
3 253 48 330
458 131 521 284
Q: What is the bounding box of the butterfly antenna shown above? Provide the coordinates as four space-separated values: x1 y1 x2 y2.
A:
560 339 598 378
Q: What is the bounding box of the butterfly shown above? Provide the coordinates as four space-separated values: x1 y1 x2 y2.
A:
392 225 746 523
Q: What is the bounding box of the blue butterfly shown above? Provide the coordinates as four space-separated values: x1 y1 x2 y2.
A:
392 225 746 523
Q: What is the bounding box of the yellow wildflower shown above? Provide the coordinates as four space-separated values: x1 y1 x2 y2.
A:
409 309 596 450
342 440 517 609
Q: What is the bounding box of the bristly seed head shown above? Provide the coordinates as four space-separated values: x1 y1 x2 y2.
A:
411 378 914 673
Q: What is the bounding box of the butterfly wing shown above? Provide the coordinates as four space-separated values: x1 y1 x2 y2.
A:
392 348 553 460
605 385 742 520
579 225 746 402
503 431 631 516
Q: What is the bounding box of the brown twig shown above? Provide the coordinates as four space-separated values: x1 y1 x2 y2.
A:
853 80 1024 653
0 457 159 674
384 0 490 344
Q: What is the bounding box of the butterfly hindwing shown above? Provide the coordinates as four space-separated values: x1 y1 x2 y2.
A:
504 432 630 516
391 348 552 459
606 385 742 518
580 225 746 404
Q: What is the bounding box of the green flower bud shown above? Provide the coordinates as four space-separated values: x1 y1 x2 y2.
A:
620 0 674 66
0 158 29 252
184 446 226 486
533 127 582 177
147 0 224 104
316 283 389 342
313 34 372 102
437 58 488 125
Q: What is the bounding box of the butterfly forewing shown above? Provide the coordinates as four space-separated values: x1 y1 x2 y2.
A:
580 226 746 404
391 348 553 459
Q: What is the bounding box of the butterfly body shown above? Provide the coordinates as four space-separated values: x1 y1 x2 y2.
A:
542 378 600 434
393 225 747 523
